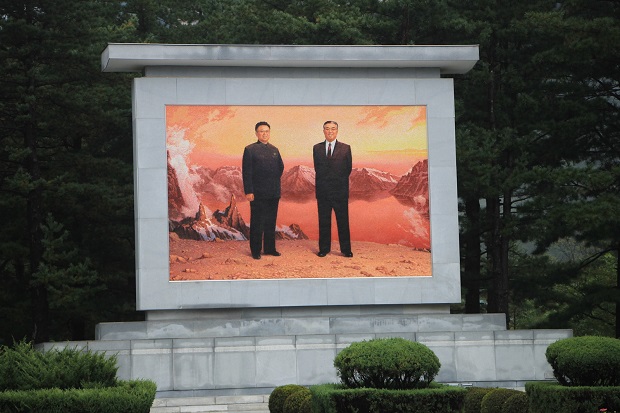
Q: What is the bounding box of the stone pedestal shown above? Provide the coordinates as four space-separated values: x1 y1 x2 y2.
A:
39 308 571 397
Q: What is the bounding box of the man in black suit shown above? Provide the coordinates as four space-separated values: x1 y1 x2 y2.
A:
313 120 353 258
242 121 284 260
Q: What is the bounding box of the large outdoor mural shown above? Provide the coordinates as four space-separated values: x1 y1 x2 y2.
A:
166 105 431 281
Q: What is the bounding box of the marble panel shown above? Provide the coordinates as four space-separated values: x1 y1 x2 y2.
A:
213 337 257 388
225 78 274 105
318 78 370 105
329 317 374 334
134 118 166 170
283 317 330 335
147 321 196 339
176 78 227 104
131 340 173 390
278 279 328 307
415 79 455 118
428 166 458 218
454 332 497 382
462 314 507 331
240 318 286 337
134 78 177 119
135 218 169 270
172 339 215 390
426 119 456 168
418 315 463 332
231 280 281 307
96 322 148 340
192 319 241 338
423 338 457 383
167 280 234 309
326 279 376 305
495 340 535 381
272 79 323 104
255 337 297 386
372 317 419 333
136 168 168 219
297 347 338 385
428 219 460 265
374 278 422 304
363 79 417 104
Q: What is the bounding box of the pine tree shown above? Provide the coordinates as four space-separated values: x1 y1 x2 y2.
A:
0 0 137 342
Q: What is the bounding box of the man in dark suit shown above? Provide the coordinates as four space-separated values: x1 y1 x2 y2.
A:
313 120 353 257
242 121 284 260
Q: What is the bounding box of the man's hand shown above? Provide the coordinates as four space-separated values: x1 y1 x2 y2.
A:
246 193 255 202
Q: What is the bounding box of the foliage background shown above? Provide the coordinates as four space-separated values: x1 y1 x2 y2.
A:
0 0 617 343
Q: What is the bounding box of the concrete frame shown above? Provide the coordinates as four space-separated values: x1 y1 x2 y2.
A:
101 43 479 312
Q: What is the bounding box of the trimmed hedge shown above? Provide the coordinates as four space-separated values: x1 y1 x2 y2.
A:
0 341 117 391
463 387 495 413
269 384 307 413
311 383 466 413
333 337 440 390
503 391 529 413
480 388 522 413
526 381 620 413
0 380 157 413
283 387 312 413
545 336 620 386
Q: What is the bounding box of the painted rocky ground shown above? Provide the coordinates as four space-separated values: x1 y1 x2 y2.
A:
169 236 431 281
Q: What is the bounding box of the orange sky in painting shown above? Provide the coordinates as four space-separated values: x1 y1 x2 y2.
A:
166 105 427 176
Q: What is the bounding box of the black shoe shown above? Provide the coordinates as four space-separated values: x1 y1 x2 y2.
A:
343 252 353 258
252 253 261 260
264 251 281 256
317 251 329 257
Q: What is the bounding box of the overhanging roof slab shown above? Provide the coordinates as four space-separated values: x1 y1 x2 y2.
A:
101 43 479 74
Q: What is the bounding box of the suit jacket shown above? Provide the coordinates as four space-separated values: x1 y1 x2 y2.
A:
242 141 284 199
313 140 352 199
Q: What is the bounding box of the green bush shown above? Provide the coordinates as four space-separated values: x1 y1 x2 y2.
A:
480 388 521 413
311 383 466 413
545 336 620 386
269 384 307 413
0 379 156 413
333 337 440 390
0 341 117 391
526 381 620 413
463 387 495 413
503 391 529 413
283 387 312 413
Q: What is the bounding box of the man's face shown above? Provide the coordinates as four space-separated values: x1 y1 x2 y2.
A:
323 123 338 142
255 125 270 144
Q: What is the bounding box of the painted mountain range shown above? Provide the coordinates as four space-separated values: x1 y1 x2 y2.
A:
168 153 429 242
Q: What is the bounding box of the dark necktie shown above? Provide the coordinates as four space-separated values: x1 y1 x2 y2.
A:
328 143 333 158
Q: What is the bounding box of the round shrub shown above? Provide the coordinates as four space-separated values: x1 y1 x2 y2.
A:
283 387 312 413
503 391 529 413
545 336 620 386
463 387 495 413
333 337 440 390
269 384 306 413
480 388 521 413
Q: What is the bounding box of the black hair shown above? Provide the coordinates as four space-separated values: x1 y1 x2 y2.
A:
255 121 270 131
323 121 338 128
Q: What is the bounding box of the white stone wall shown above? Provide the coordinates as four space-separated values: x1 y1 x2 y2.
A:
125 45 466 311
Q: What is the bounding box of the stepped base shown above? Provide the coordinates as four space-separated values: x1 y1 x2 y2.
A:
151 395 269 413
38 309 571 397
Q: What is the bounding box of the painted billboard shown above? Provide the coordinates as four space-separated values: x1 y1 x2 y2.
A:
166 105 431 280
